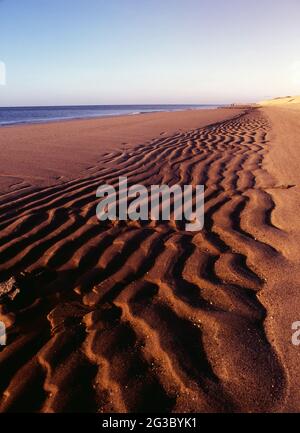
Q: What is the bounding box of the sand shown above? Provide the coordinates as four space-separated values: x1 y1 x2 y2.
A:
259 95 300 108
0 109 240 193
0 105 299 412
259 105 300 411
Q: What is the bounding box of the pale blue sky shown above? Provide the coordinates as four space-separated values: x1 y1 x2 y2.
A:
1 0 300 106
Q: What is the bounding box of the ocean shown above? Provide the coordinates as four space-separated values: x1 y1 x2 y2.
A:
0 104 222 126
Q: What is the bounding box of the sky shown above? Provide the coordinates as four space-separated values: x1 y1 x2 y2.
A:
0 0 300 106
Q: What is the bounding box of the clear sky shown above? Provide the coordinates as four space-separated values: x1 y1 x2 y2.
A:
0 0 300 106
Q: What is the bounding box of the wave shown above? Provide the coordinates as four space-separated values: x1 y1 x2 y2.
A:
0 105 224 127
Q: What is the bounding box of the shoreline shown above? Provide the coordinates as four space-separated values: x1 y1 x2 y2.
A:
0 107 244 193
0 105 224 128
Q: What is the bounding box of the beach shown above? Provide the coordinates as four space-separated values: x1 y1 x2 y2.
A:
0 104 300 412
0 108 239 193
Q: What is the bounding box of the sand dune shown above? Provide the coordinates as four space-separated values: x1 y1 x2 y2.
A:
0 107 298 412
259 95 300 109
